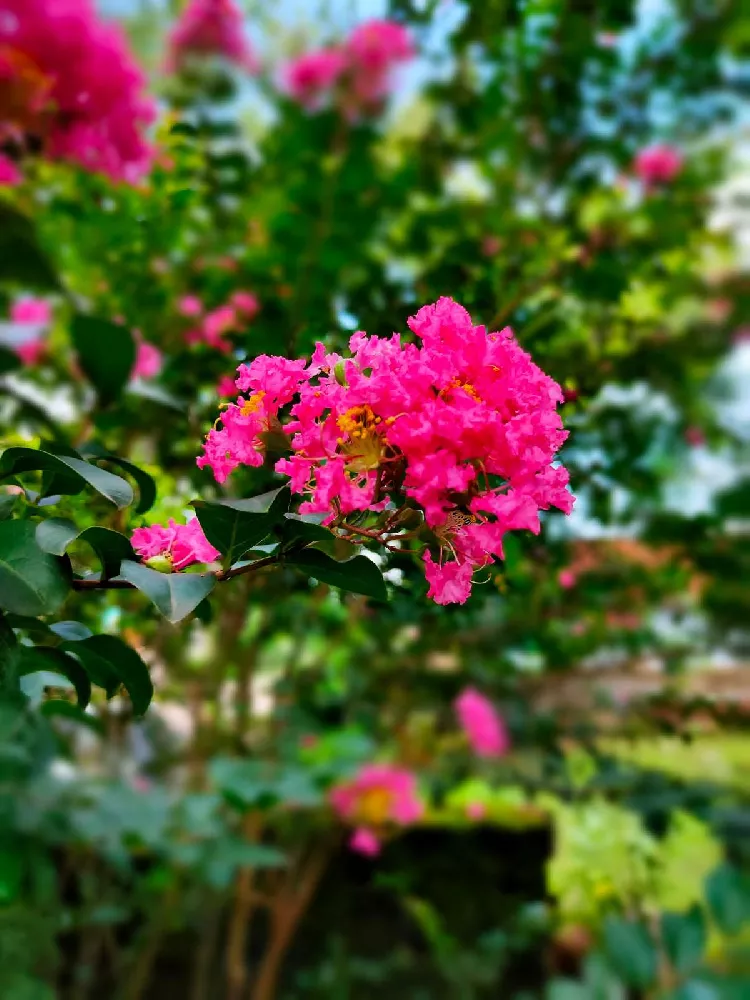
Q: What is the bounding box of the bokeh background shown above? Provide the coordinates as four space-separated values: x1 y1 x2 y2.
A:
2 1 750 998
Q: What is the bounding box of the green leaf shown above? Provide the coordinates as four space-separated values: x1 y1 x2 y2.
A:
120 560 217 624
96 457 156 514
49 620 92 642
546 981 590 1000
210 758 322 810
36 519 134 579
602 917 657 990
285 549 387 601
661 906 707 975
40 700 103 734
18 646 91 708
0 611 20 691
705 863 750 935
0 348 21 376
0 520 69 616
0 493 18 520
192 487 289 565
70 315 135 403
64 635 153 714
0 203 60 290
126 381 185 411
667 982 720 1000
0 448 133 508
280 512 333 545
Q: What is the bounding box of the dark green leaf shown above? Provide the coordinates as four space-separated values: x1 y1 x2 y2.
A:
285 549 387 601
78 635 153 716
36 519 134 579
120 560 217 623
97 457 156 514
62 641 119 697
0 203 60 290
192 487 289 565
602 917 657 989
18 646 91 708
0 611 20 691
126 381 185 411
0 520 69 616
661 906 707 974
70 315 135 403
280 512 333 545
169 122 197 137
0 348 21 376
705 863 750 935
0 448 133 508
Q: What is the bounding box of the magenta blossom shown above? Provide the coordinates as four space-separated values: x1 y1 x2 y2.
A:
283 48 348 107
178 295 204 318
455 688 510 758
199 297 573 604
11 298 51 325
131 517 220 571
132 337 163 380
230 291 259 317
349 827 381 856
558 568 577 590
330 763 423 855
0 154 20 186
1 0 155 182
633 145 683 186
166 0 257 72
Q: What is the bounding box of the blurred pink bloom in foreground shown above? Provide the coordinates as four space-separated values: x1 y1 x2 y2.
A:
178 295 204 318
455 687 510 758
216 375 238 397
9 297 51 365
166 0 257 72
465 802 486 821
283 48 348 107
131 517 220 571
634 145 683 186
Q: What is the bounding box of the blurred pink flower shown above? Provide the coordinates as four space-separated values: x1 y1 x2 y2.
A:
16 339 45 366
465 802 486 821
1 0 155 182
350 827 381 856
283 48 348 107
481 236 502 257
558 569 577 589
455 687 510 758
685 426 705 447
11 298 51 325
0 154 20 186
216 374 238 397
230 291 259 317
178 295 203 318
331 763 422 854
633 145 683 186
166 0 257 72
132 337 163 380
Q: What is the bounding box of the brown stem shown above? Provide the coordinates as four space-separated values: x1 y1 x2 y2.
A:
119 886 177 1000
225 813 263 1000
70 555 280 591
191 902 222 1000
248 841 332 1000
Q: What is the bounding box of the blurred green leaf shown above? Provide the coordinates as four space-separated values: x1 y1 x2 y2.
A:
0 448 134 508
0 520 69 616
71 314 135 403
661 905 707 974
602 917 657 989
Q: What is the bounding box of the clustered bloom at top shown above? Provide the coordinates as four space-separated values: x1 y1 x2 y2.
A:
131 517 220 571
330 763 423 856
454 687 510 758
7 297 52 365
282 19 413 115
633 144 683 187
199 297 573 605
0 0 155 184
166 0 257 73
182 290 259 352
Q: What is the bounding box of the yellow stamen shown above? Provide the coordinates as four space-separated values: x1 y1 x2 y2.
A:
240 391 265 417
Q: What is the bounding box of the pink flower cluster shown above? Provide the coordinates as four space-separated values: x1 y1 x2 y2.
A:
283 19 413 114
180 291 259 352
330 763 423 856
8 297 51 365
131 517 219 571
199 297 573 604
131 334 163 381
166 0 257 73
0 0 155 184
454 688 510 758
633 145 682 187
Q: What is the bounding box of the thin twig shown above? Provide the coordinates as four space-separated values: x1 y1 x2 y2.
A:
69 555 281 592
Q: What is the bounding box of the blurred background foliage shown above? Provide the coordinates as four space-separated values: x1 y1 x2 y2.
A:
2 0 750 998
